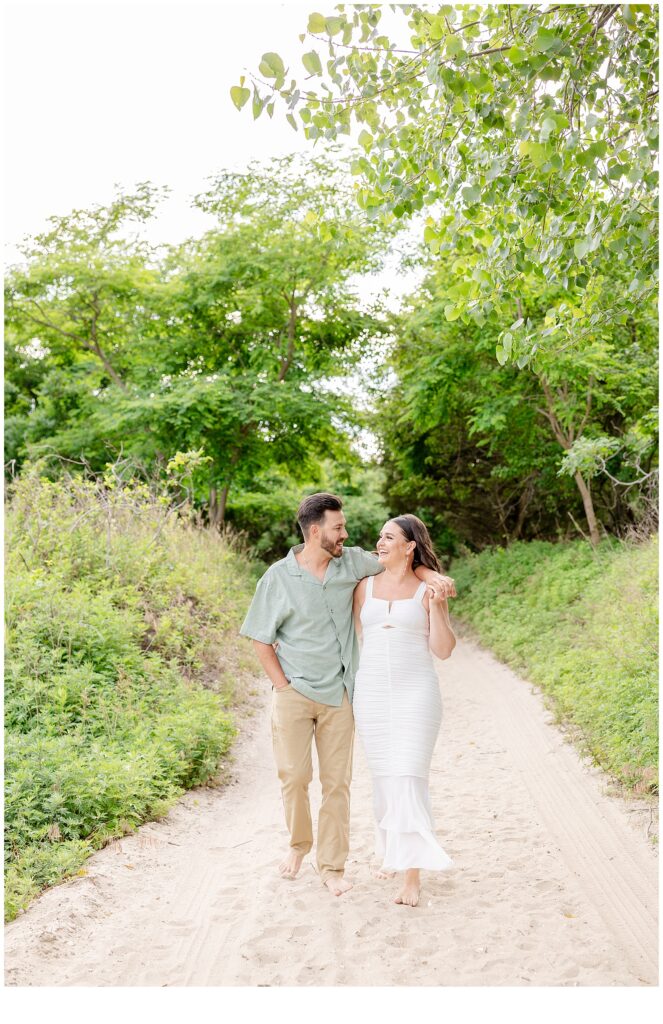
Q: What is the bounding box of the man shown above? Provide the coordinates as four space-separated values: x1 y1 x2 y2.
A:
239 493 455 896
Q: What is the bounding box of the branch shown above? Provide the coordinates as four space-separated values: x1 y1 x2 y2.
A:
277 296 298 382
22 299 86 345
577 376 594 436
308 32 419 55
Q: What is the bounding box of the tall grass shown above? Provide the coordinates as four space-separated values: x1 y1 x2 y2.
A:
4 466 258 920
451 537 658 794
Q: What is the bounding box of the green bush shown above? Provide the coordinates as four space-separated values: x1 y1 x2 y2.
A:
4 466 258 919
452 536 658 793
226 464 390 562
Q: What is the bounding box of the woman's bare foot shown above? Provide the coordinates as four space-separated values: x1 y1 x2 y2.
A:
324 875 353 896
395 869 420 907
375 866 396 880
278 850 305 880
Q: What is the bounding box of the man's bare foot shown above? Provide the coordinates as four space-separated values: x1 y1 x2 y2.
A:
375 866 396 880
394 869 420 907
324 875 353 896
278 850 304 880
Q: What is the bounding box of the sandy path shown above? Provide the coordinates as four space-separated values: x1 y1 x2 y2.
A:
4 636 658 987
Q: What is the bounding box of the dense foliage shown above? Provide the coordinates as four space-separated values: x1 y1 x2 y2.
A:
226 461 390 562
452 535 658 793
4 467 257 920
246 4 657 358
242 3 659 546
378 260 658 555
4 156 391 536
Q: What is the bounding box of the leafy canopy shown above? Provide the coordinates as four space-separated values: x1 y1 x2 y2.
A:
241 4 658 366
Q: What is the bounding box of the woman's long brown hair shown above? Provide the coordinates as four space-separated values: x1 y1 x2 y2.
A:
391 514 442 573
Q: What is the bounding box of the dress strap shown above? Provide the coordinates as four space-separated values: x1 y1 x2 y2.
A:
367 575 375 598
415 580 428 602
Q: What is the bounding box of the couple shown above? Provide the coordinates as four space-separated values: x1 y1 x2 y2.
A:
240 492 456 907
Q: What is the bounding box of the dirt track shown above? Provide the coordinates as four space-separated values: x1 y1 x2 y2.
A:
4 636 658 987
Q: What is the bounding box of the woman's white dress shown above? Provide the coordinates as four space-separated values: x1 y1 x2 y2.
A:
353 576 453 872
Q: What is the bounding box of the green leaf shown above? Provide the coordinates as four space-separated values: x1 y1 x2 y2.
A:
307 12 326 33
286 113 298 132
230 86 251 111
519 141 551 168
622 4 636 27
325 16 343 36
302 51 322 76
429 17 445 40
507 45 527 64
358 129 373 152
574 239 589 259
444 303 461 321
534 28 562 52
259 52 285 79
495 345 508 365
446 36 464 58
540 117 557 141
462 185 481 204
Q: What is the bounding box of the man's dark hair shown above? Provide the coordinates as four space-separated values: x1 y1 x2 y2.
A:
297 492 343 538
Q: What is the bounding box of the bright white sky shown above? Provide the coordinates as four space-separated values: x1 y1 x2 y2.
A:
4 0 327 248
3 0 424 306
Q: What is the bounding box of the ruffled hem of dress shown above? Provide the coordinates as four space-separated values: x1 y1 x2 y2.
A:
375 826 454 872
372 775 454 872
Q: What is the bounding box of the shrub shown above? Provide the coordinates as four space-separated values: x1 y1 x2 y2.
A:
451 536 658 793
4 465 258 919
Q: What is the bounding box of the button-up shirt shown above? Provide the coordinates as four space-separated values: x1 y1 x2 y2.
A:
239 544 384 705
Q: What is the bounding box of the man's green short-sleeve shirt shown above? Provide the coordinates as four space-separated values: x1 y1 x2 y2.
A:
240 545 384 705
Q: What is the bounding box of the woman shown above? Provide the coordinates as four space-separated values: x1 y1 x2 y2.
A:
352 514 456 907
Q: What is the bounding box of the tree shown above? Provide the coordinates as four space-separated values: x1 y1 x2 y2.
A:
377 257 657 551
242 4 658 365
113 154 392 525
241 5 658 544
5 158 392 526
5 184 167 391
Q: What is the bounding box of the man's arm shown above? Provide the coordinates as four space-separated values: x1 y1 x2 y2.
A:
348 546 384 582
253 640 290 691
352 577 367 642
414 564 456 598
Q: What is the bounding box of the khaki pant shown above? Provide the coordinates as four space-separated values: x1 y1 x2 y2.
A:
271 686 354 884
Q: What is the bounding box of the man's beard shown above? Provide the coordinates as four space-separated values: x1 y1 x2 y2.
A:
320 531 344 557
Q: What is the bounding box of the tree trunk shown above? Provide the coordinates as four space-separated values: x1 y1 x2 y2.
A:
208 487 222 530
218 482 230 525
510 475 536 541
537 378 601 547
573 472 601 547
277 297 297 381
88 340 127 391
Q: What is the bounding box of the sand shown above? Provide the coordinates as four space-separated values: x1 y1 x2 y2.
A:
4 635 658 987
